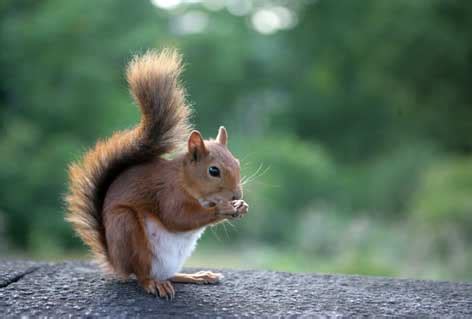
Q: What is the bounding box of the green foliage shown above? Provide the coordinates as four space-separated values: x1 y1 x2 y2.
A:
341 144 438 217
0 0 471 280
411 158 472 235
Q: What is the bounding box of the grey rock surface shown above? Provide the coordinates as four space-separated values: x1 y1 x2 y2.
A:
0 260 471 318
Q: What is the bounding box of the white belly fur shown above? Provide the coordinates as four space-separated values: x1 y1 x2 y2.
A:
145 217 205 280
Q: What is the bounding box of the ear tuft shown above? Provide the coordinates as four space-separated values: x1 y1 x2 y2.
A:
216 126 228 145
188 130 207 161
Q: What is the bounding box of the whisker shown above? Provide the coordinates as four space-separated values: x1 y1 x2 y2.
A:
210 225 221 242
224 219 236 229
241 163 264 186
239 153 256 163
252 165 270 180
241 164 271 186
221 221 230 240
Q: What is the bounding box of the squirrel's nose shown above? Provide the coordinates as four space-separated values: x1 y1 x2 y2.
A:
232 189 242 200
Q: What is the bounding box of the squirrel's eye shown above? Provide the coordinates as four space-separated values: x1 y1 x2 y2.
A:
208 166 221 177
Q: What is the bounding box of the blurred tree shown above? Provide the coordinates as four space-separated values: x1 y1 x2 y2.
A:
0 0 471 280
273 0 472 160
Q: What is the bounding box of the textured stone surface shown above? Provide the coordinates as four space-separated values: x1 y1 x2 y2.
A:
0 260 471 317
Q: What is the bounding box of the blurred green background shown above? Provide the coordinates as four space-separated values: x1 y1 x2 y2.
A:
1 0 471 281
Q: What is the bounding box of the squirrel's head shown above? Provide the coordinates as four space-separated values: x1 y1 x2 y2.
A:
182 126 242 207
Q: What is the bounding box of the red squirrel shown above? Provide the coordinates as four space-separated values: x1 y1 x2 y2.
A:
66 49 248 299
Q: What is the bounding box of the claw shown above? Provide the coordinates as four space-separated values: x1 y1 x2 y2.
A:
142 279 175 300
156 282 166 299
164 281 175 300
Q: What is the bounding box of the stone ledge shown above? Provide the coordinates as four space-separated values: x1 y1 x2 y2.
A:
0 260 471 317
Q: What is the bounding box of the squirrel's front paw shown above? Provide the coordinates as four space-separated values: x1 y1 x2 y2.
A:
215 201 237 216
231 200 248 218
215 200 249 219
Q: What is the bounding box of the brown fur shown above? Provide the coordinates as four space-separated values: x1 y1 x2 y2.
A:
66 49 191 270
66 49 245 293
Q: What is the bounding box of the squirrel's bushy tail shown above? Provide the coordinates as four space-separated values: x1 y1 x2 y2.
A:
66 49 191 269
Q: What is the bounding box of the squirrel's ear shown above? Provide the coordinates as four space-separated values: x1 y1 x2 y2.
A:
216 126 228 146
188 130 207 161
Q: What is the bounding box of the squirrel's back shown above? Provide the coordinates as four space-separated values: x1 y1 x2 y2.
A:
66 49 191 269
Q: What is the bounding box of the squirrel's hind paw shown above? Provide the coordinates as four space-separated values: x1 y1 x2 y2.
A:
171 271 223 285
142 279 176 300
